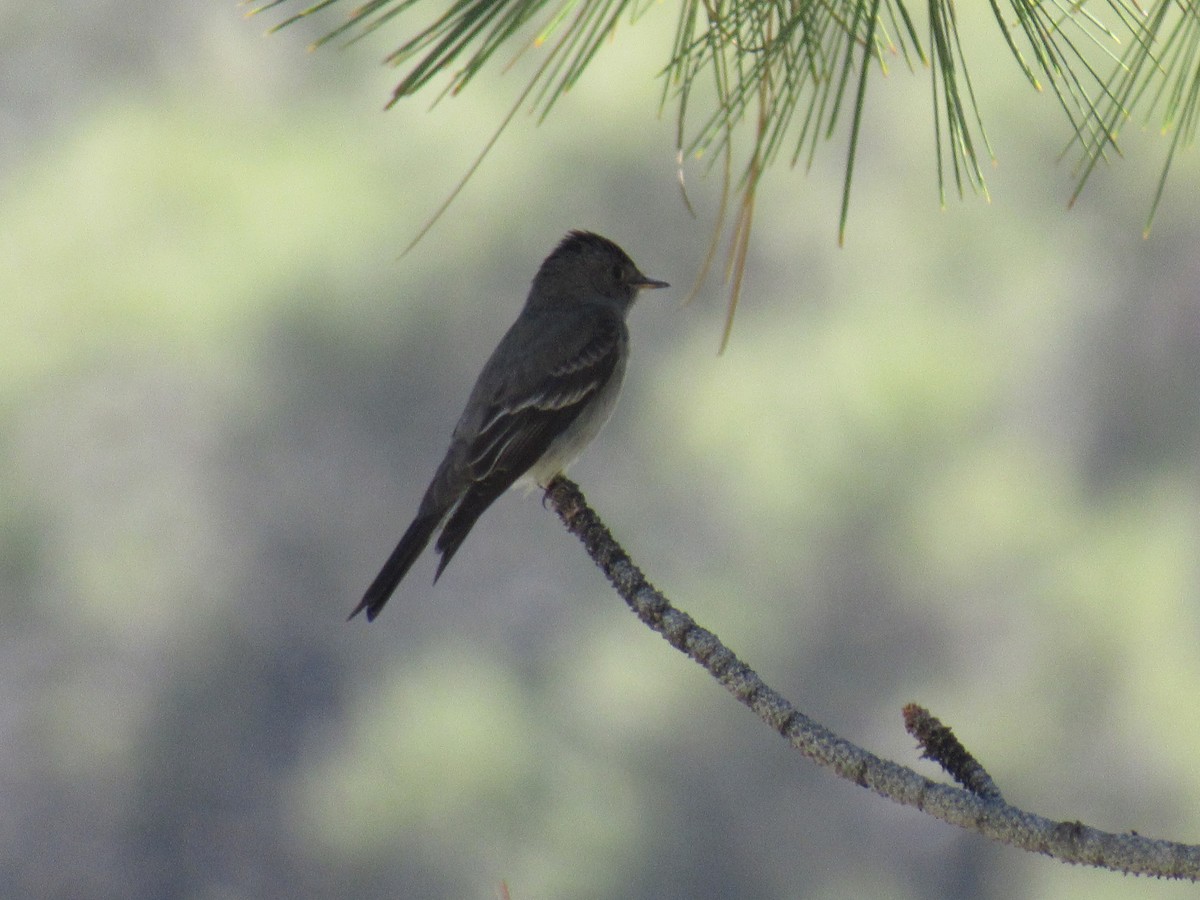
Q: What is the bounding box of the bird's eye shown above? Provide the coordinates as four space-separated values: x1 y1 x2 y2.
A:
611 263 625 282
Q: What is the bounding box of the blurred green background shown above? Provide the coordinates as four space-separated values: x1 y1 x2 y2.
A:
3 3 1199 898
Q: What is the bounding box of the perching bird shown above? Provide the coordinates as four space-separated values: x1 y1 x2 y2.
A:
351 230 668 621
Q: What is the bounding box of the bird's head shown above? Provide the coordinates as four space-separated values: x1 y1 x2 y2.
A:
530 230 668 312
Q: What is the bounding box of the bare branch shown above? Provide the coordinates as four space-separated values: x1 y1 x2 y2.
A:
543 475 1200 880
902 703 1003 801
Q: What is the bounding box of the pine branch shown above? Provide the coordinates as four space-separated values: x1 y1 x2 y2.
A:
253 0 1200 330
543 475 1200 879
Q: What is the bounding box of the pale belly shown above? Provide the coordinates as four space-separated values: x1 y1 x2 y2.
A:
520 350 628 489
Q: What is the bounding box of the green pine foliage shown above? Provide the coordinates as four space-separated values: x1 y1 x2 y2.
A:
254 0 1200 332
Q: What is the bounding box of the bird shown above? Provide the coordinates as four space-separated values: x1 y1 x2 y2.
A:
351 230 669 621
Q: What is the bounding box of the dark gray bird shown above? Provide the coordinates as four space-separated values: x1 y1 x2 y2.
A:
352 230 668 621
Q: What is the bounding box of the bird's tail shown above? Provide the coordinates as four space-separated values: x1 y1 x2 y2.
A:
350 510 442 622
432 476 511 582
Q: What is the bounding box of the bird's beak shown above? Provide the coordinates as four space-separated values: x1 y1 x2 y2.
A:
632 274 670 290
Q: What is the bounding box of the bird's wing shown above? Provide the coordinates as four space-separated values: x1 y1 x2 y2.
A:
432 308 625 572
462 307 625 482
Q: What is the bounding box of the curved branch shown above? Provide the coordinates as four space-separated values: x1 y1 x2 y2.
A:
543 475 1200 880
